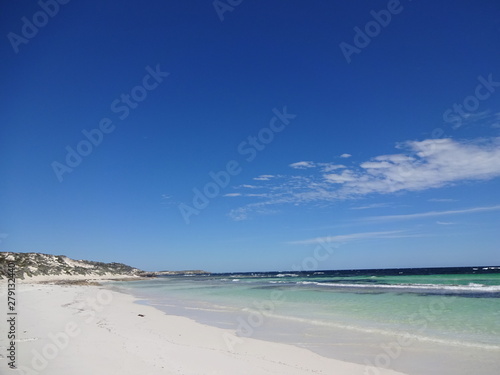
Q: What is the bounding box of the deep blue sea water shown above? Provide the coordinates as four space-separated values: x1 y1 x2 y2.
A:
111 267 500 375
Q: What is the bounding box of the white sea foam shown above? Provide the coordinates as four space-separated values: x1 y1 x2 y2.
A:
295 281 500 292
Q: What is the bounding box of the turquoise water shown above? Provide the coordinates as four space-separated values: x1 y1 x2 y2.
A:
111 268 500 374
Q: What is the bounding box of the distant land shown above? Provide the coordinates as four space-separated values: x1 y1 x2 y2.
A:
2 252 497 281
0 252 209 280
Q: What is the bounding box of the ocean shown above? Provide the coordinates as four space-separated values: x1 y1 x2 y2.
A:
111 267 500 375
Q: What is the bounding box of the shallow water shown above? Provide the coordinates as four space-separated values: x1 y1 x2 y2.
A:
111 267 500 375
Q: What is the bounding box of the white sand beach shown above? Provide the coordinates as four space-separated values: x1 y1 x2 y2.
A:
0 278 408 375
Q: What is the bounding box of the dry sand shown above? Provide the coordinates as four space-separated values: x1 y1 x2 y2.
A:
0 277 408 374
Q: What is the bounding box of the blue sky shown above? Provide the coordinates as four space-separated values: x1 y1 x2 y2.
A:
1 0 499 272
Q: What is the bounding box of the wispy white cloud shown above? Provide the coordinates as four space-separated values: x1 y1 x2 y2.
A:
340 153 352 158
321 163 346 172
236 184 260 189
428 198 457 202
290 161 315 169
288 161 345 172
289 230 414 245
365 205 500 222
160 194 178 207
350 203 390 210
453 111 500 130
338 138 500 195
324 170 357 184
228 137 500 220
253 175 276 181
437 221 455 225
228 202 278 221
225 192 268 198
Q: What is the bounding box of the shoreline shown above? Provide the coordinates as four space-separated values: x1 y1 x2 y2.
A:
114 279 500 375
0 279 407 375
